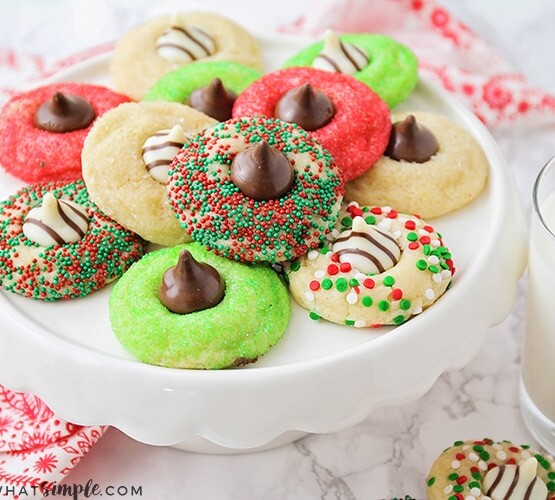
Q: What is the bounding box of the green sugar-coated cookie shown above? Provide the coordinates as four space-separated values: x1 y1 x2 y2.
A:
282 33 418 109
143 60 262 104
109 243 290 369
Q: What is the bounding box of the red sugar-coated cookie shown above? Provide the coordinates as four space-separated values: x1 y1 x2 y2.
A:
0 83 131 183
232 67 391 182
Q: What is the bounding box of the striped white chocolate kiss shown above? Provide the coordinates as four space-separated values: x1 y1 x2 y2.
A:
142 125 187 183
156 22 215 63
312 30 369 75
23 192 89 247
482 457 548 500
332 216 401 275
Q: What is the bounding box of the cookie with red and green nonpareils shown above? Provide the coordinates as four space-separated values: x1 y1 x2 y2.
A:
167 116 344 263
426 438 555 499
0 83 131 184
285 201 454 327
0 181 147 301
282 30 418 109
232 67 391 182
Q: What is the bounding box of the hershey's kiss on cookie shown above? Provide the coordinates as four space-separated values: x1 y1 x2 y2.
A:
312 30 370 75
34 91 95 133
23 192 89 247
230 139 294 201
274 83 335 131
189 78 237 122
332 216 401 275
158 249 225 314
385 114 438 163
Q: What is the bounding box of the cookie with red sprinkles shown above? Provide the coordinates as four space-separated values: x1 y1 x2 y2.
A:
426 438 555 499
232 67 391 182
167 116 344 263
0 180 147 301
0 83 131 183
285 201 454 327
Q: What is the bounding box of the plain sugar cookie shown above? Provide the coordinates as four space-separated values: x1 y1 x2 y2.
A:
345 110 489 219
110 11 263 100
82 101 216 246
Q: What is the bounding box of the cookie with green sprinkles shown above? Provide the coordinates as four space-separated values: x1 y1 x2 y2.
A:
285 201 454 327
0 180 147 301
143 60 262 121
281 30 418 109
426 438 555 499
109 242 290 369
167 116 344 263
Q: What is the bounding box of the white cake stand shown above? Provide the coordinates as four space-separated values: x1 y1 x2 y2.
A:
0 33 527 453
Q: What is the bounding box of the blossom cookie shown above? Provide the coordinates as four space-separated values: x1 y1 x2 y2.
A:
345 111 489 219
109 243 290 369
110 11 263 100
232 67 391 182
167 116 344 263
426 438 555 499
144 61 262 122
0 181 147 301
0 83 130 183
282 31 418 109
81 101 216 246
285 202 454 327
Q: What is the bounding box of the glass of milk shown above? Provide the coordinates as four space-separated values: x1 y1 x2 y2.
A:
521 156 555 454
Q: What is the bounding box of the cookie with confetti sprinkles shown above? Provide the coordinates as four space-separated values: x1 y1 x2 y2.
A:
110 242 290 369
167 116 344 263
345 111 489 219
285 201 454 327
110 11 262 101
143 60 262 121
0 180 147 301
426 438 555 499
282 31 418 109
82 101 216 246
0 83 131 184
232 66 391 182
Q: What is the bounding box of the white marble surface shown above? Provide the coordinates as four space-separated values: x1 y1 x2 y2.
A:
1 0 554 498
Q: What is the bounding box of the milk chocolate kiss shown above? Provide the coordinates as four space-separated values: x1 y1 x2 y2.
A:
384 114 439 163
188 78 237 122
34 92 96 133
230 140 294 201
158 250 225 314
274 83 335 131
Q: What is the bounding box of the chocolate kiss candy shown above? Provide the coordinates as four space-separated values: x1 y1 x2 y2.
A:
158 250 225 314
34 91 96 133
188 78 237 122
231 140 295 201
274 83 335 131
384 114 439 163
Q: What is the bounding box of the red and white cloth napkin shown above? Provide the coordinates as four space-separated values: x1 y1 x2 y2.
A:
0 386 105 495
1 0 554 492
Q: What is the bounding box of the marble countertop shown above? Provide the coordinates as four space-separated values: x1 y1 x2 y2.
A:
1 0 554 498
